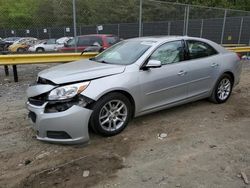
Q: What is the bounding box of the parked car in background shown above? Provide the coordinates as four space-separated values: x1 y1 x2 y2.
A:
0 37 21 51
0 39 8 52
59 34 120 52
56 37 72 46
8 37 37 52
3 37 21 44
28 37 72 52
28 38 57 52
27 36 242 144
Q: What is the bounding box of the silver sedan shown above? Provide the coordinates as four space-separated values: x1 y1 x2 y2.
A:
26 36 242 144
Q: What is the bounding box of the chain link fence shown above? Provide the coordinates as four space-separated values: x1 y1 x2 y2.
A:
0 0 250 44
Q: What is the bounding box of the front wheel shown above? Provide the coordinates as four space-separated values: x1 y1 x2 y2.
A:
89 93 132 136
209 74 233 104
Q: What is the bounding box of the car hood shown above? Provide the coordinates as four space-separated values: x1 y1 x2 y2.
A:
38 59 126 84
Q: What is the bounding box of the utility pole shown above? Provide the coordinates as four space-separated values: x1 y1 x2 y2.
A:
139 0 142 37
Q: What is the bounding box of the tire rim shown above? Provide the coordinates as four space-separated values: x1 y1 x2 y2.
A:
99 100 128 132
217 78 231 101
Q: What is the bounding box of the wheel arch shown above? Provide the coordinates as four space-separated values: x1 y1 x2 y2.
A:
36 47 45 51
96 90 136 118
223 71 235 85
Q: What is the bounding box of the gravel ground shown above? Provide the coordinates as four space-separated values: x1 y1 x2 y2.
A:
0 62 249 188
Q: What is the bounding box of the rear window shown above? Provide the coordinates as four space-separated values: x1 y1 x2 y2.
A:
106 36 119 45
78 36 103 46
187 40 218 59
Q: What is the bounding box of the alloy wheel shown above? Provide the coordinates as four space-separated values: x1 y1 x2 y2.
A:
98 100 128 132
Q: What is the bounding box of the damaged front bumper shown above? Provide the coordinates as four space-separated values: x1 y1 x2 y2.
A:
26 84 93 144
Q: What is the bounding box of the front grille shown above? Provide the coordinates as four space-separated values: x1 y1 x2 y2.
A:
47 131 72 139
28 98 45 106
28 93 47 106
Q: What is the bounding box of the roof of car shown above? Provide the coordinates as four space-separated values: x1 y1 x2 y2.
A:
128 35 228 53
130 35 187 42
78 34 116 37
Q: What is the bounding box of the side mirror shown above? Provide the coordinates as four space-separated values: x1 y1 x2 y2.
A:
144 60 162 69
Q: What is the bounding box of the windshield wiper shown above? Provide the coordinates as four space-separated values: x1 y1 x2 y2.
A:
94 59 111 64
100 60 111 64
89 57 112 64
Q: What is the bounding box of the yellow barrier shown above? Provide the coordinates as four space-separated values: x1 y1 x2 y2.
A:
0 52 98 66
222 44 247 47
226 46 250 53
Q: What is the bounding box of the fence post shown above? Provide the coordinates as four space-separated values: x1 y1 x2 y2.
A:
183 6 187 35
168 21 171 35
238 17 244 44
185 5 190 35
220 9 227 44
200 19 204 38
36 28 39 38
138 0 143 37
72 0 77 52
117 24 120 37
48 28 51 39
79 25 82 35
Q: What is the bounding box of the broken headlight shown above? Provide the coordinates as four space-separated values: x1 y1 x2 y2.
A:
48 81 90 101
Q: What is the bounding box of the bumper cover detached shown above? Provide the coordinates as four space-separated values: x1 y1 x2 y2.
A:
27 102 92 144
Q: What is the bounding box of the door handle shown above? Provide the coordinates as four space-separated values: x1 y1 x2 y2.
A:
178 70 187 76
211 63 219 67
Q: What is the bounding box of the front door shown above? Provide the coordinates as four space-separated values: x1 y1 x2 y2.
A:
139 40 189 112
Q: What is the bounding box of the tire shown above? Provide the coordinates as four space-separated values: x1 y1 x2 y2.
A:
17 48 25 52
36 48 45 52
209 73 233 104
89 92 132 136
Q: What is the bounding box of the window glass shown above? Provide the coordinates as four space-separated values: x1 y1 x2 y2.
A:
107 36 119 45
150 41 184 65
67 38 76 46
187 40 217 59
46 39 56 44
94 40 153 65
77 36 103 46
77 37 91 46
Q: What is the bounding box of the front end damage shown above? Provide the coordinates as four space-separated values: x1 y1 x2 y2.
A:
26 80 94 144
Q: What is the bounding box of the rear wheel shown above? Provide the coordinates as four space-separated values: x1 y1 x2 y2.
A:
90 92 132 136
17 48 25 52
209 73 233 104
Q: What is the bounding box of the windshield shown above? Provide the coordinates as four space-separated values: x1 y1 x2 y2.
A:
67 38 76 47
93 40 152 65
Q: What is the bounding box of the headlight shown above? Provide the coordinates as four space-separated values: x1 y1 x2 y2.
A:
48 81 90 100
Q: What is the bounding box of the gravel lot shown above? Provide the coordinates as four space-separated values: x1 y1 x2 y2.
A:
0 62 249 188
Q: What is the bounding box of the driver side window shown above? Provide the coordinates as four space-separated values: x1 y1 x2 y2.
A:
150 41 184 65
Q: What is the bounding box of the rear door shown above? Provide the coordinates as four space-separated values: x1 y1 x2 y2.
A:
185 40 220 98
44 39 57 51
139 40 189 112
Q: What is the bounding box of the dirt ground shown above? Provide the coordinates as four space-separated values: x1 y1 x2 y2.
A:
0 62 249 188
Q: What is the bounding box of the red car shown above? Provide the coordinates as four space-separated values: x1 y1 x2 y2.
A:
59 34 120 52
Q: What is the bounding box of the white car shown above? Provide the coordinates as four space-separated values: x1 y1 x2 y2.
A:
28 38 57 52
28 37 72 52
